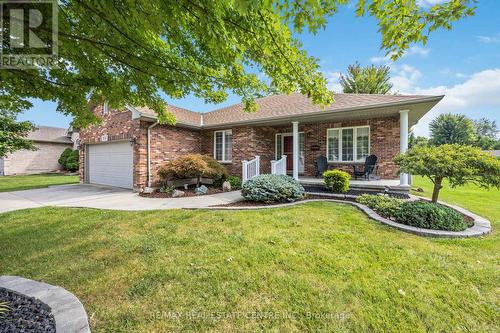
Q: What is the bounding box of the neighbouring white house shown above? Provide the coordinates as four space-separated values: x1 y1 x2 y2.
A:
0 126 79 176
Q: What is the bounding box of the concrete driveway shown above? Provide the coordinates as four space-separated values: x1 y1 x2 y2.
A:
0 184 242 213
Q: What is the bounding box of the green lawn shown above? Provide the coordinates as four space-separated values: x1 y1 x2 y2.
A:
411 176 500 225
0 174 79 192
0 179 498 332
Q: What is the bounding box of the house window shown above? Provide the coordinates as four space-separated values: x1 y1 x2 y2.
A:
276 134 283 159
327 126 370 162
214 130 232 162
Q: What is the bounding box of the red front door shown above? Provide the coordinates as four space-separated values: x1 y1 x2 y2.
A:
283 136 293 172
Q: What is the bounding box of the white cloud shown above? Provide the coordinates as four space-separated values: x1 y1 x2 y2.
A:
370 46 429 64
411 69 500 135
405 46 430 57
390 65 422 93
439 68 468 79
325 71 343 93
370 53 395 64
477 34 500 44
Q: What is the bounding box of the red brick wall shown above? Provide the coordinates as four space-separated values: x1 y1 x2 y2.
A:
299 116 400 178
149 125 201 186
201 126 276 176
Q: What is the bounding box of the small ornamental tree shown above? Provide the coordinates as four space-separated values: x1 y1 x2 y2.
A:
158 154 227 187
394 144 500 203
158 154 209 186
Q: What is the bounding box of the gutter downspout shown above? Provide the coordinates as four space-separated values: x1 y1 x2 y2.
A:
147 121 159 188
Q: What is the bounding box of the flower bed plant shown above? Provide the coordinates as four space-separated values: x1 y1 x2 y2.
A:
323 169 350 193
394 201 468 231
241 174 305 203
356 194 468 231
356 194 404 219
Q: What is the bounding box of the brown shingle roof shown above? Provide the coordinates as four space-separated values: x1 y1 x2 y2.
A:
202 93 438 126
132 93 442 127
27 126 72 144
134 105 202 126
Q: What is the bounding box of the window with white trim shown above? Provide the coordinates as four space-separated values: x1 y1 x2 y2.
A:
214 130 232 162
327 126 370 162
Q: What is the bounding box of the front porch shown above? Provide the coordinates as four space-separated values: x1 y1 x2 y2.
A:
239 109 412 190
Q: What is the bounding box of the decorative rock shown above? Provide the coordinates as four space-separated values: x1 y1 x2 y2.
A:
172 190 185 198
222 181 231 192
0 288 56 333
195 185 208 195
143 187 154 194
0 276 90 333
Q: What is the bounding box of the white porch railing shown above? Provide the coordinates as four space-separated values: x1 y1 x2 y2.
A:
271 155 287 176
242 155 260 183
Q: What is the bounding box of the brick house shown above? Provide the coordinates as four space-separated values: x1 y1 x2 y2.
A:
1 126 78 176
78 93 443 190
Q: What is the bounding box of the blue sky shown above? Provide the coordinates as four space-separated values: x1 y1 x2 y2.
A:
19 0 500 136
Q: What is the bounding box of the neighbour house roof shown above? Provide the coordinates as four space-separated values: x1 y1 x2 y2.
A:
27 126 73 144
129 93 444 128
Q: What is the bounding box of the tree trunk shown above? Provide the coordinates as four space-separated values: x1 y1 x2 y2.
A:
431 177 443 203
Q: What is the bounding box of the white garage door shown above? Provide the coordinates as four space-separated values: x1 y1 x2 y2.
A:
87 141 133 189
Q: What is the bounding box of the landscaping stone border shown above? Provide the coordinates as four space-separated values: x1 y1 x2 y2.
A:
205 197 491 238
0 276 90 333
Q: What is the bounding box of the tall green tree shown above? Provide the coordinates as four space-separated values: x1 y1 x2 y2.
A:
474 118 497 138
473 118 499 149
339 63 393 94
409 132 429 148
0 0 475 127
0 97 36 157
429 113 477 146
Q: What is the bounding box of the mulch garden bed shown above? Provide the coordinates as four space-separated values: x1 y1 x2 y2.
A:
0 288 56 333
139 186 224 198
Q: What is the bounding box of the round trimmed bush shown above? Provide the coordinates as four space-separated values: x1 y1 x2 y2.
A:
323 169 350 193
65 150 79 172
241 174 305 203
58 148 73 167
394 201 467 231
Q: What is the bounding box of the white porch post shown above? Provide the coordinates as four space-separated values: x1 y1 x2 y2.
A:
292 121 299 180
399 110 409 186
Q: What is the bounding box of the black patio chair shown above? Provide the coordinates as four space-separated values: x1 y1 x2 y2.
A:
315 155 328 177
353 155 378 180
